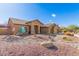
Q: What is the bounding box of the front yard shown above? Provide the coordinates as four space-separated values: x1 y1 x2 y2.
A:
0 34 79 56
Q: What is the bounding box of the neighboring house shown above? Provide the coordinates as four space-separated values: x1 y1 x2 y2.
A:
0 25 9 34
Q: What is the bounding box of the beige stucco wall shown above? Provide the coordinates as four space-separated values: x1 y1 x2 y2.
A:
11 24 29 35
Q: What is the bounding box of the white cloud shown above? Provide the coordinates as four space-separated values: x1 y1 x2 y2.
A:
52 13 56 17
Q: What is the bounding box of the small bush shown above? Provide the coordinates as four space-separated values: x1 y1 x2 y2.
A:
63 37 72 41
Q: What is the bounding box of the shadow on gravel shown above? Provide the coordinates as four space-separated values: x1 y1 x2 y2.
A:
2 35 23 42
47 45 58 50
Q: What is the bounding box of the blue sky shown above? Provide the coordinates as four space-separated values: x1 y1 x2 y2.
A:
0 3 79 26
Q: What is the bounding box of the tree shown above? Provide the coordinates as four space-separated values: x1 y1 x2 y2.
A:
61 25 79 33
67 25 79 32
67 25 79 29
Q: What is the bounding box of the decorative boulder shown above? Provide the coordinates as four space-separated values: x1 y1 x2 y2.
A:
64 32 74 36
40 41 54 48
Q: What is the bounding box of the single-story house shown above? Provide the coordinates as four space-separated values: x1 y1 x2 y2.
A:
8 17 60 35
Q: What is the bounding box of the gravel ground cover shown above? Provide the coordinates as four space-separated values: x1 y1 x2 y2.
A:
0 34 78 56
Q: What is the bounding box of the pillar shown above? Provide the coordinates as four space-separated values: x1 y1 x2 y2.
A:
48 26 51 34
38 26 40 34
26 26 29 34
31 25 35 34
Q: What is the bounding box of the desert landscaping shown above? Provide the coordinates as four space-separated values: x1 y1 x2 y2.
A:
0 18 79 56
0 34 79 56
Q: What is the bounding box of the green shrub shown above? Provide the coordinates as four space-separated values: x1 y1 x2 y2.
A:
63 37 72 41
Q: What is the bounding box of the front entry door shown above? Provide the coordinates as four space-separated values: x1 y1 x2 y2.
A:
28 26 31 34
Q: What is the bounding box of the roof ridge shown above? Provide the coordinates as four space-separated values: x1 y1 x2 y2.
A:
9 17 28 22
26 19 44 25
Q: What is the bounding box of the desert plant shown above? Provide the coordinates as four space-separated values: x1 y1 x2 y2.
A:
61 25 79 33
63 37 72 41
